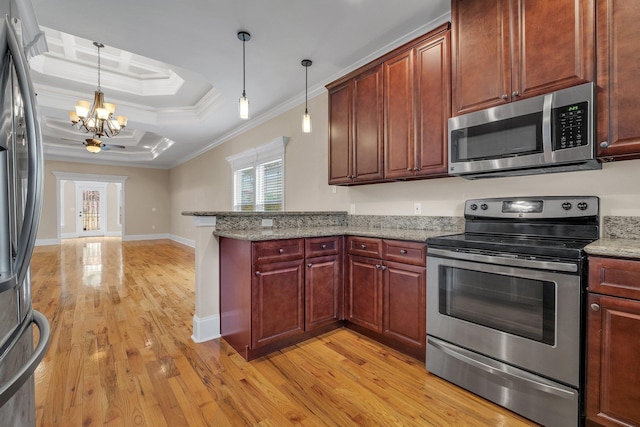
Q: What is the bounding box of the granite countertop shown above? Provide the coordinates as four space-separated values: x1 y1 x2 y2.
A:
213 226 458 242
182 211 347 217
585 238 640 260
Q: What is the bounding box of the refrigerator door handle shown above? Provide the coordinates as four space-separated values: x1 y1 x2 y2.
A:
5 15 44 286
0 310 50 408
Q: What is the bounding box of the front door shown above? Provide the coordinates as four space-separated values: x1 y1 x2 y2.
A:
76 183 106 237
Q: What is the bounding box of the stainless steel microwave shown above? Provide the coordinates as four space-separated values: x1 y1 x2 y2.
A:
448 82 600 179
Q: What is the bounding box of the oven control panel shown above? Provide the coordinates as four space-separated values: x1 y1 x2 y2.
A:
465 196 599 219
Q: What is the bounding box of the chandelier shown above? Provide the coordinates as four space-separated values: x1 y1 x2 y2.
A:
68 42 128 137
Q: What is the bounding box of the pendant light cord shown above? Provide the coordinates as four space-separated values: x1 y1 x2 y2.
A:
242 37 246 97
305 65 308 113
97 44 101 90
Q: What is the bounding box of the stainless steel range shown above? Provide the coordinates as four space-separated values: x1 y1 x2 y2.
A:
426 196 599 427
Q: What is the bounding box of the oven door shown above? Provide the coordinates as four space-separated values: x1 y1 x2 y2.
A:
426 247 582 388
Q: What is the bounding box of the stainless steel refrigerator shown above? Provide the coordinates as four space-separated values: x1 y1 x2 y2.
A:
0 5 50 426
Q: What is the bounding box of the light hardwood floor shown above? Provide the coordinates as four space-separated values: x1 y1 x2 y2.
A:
30 237 538 426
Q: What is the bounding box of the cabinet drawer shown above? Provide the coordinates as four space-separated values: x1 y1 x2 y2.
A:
589 256 640 300
253 239 304 264
347 236 383 258
305 236 342 258
382 240 427 266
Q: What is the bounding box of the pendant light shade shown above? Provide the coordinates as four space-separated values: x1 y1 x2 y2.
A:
238 31 251 120
301 59 312 133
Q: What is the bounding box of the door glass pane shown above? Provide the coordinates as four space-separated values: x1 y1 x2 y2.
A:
82 190 101 231
438 266 555 345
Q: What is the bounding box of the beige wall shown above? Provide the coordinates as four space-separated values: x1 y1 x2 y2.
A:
170 91 640 243
106 182 121 233
38 160 170 241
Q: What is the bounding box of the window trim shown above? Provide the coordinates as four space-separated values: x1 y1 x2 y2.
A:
226 136 289 212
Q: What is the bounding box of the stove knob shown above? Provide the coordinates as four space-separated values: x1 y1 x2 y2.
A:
480 203 488 210
470 203 478 211
562 202 572 211
577 202 588 210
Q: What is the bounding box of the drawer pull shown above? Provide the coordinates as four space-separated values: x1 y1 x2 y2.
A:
279 248 284 254
400 249 407 254
590 303 600 312
360 244 367 250
321 244 327 249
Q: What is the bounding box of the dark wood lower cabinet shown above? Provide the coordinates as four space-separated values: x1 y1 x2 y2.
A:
252 259 305 349
346 255 384 333
305 254 342 331
383 261 426 352
220 235 425 361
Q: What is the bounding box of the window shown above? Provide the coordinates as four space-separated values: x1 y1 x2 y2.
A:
226 136 289 212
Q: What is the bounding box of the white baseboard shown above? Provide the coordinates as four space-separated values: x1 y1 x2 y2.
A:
192 314 221 343
61 232 79 239
105 231 122 237
123 233 171 241
169 234 195 248
35 238 60 246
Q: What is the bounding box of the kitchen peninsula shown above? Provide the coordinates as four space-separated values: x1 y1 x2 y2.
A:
181 211 462 355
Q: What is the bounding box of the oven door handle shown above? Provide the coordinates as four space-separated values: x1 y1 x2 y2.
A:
427 247 577 273
428 337 577 399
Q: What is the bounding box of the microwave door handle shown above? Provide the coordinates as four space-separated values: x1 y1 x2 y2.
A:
542 92 553 163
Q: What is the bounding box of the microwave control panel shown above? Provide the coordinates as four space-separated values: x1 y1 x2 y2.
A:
552 101 588 150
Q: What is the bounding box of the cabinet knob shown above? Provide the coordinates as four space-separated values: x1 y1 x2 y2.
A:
255 271 261 276
321 244 327 249
381 265 387 271
375 264 381 269
512 91 520 97
307 263 313 268
600 141 609 148
413 167 419 171
400 249 407 254
590 303 600 312
501 94 508 100
279 248 284 254
360 244 366 249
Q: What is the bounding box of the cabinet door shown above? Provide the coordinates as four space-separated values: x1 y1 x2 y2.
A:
353 65 384 183
346 255 383 333
451 0 511 115
384 48 415 179
305 255 342 331
513 0 594 100
414 31 450 177
383 261 426 350
586 293 640 426
328 81 353 184
596 0 640 160
252 259 304 349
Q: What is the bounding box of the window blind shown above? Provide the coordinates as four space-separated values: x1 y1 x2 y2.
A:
256 159 283 211
234 166 255 211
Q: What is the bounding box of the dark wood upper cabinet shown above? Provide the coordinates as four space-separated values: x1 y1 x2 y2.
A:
452 0 594 116
327 66 384 185
384 28 451 179
328 23 450 185
328 81 353 185
414 31 451 177
353 65 385 183
596 0 640 160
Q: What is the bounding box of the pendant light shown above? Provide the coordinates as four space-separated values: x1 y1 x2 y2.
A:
301 59 312 133
69 42 128 137
237 31 251 120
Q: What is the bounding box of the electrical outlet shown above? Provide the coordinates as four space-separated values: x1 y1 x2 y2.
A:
331 185 337 194
350 203 356 214
414 202 422 215
261 218 273 227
